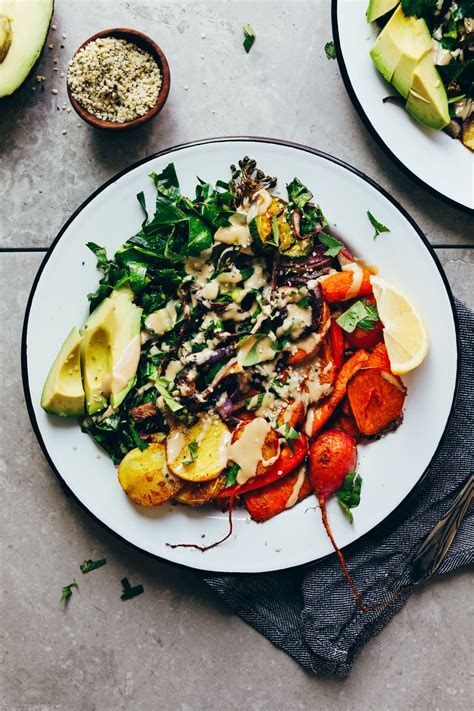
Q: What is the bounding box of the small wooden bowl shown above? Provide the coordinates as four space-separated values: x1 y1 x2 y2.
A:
67 28 170 130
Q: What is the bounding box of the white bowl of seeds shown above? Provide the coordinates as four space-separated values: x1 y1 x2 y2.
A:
67 28 170 129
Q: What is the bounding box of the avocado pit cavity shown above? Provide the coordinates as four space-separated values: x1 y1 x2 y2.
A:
0 15 12 63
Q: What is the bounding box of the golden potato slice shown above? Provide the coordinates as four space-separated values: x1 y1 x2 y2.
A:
167 415 231 482
461 117 474 151
118 443 183 506
175 474 226 506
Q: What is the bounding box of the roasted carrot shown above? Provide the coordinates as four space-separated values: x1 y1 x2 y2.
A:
320 268 372 303
329 319 344 369
347 368 406 436
305 350 369 437
219 433 308 498
277 399 306 429
366 342 391 370
318 338 337 387
244 466 313 522
287 302 331 365
231 420 280 477
330 412 361 441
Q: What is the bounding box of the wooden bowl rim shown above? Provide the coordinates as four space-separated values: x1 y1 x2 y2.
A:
66 27 171 130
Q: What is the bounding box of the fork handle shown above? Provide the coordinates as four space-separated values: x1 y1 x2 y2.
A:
409 474 474 586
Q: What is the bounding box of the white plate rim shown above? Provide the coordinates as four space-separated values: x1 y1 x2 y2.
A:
21 136 461 575
331 0 473 216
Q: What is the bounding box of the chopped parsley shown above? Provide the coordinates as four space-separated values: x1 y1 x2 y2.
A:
324 41 336 60
60 578 78 603
120 577 144 601
225 463 240 487
367 211 390 239
336 471 362 524
183 440 199 466
243 23 256 53
297 295 310 308
282 424 300 453
336 299 379 333
318 232 343 257
80 558 107 573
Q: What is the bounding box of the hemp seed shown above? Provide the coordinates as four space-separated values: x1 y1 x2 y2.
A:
67 37 162 123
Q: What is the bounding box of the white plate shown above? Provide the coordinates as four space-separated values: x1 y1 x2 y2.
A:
332 0 473 213
22 138 459 573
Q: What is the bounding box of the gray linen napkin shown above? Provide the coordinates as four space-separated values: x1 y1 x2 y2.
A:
203 300 473 678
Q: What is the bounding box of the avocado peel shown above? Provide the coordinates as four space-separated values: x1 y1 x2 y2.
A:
0 15 12 63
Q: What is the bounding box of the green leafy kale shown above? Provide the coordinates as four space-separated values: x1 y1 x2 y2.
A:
286 178 328 237
336 299 379 333
120 577 144 601
243 23 256 53
400 0 437 20
367 211 390 239
324 41 336 60
60 578 78 603
336 471 362 523
80 559 107 573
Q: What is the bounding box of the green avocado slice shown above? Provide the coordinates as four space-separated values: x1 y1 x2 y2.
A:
405 53 450 130
80 296 116 415
41 327 85 417
80 288 143 414
370 4 431 87
0 0 54 98
108 289 142 408
367 0 399 24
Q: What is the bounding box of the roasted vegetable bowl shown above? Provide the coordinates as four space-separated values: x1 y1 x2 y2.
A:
40 155 430 571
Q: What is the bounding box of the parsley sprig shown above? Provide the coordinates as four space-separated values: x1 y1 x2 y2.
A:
243 23 256 53
336 299 379 333
336 471 362 523
80 558 107 574
60 578 78 603
120 577 144 601
367 211 390 239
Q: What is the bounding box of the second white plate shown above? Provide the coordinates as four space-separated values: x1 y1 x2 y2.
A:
333 0 473 212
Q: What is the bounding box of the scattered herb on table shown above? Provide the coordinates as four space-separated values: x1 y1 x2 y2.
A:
243 23 256 53
367 211 390 239
336 471 362 523
337 299 379 333
80 558 107 573
324 41 336 59
120 577 144 601
60 578 78 603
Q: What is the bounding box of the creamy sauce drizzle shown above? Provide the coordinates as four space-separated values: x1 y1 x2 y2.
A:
146 302 177 336
285 466 306 509
214 214 252 248
166 428 187 463
102 334 141 395
343 262 364 299
228 417 274 485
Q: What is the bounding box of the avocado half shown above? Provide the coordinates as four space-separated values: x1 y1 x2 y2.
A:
369 3 449 131
0 0 54 99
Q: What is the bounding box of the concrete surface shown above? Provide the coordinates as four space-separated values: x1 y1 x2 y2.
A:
0 1 472 710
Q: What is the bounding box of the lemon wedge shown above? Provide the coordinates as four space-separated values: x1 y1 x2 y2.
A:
370 275 429 375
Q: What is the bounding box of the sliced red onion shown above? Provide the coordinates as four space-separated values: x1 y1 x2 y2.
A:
291 209 301 238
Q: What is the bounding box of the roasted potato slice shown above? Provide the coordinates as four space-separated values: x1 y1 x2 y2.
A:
167 415 231 482
461 117 474 151
118 443 183 506
175 474 226 506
